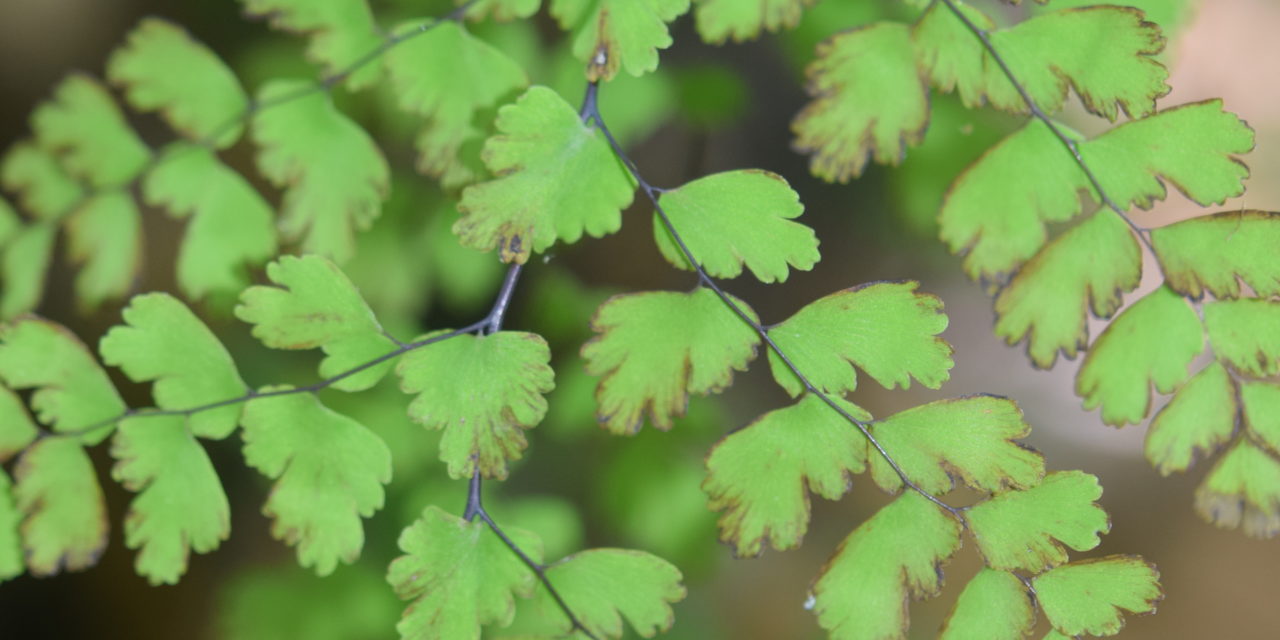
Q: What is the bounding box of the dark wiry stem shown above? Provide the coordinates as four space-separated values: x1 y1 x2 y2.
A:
934 0 1163 266
466 472 601 640
582 81 961 518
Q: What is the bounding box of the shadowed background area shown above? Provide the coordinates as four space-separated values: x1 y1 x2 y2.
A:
1 0 1279 638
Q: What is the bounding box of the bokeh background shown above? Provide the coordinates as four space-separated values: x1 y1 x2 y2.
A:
1 0 1279 638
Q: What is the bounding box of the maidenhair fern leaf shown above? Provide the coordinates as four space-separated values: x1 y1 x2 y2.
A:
0 141 83 219
31 74 150 187
0 470 21 580
107 18 249 148
0 224 55 319
1195 440 1280 538
110 415 229 585
64 191 141 308
1243 383 1280 457
384 21 526 181
0 317 125 444
463 0 542 21
1085 99 1253 209
694 0 814 44
766 281 952 397
654 169 818 282
100 293 246 439
455 86 636 263
0 387 37 460
940 568 1034 640
1145 362 1237 475
387 505 540 640
396 331 554 480
914 4 1168 120
811 492 961 639
942 101 1252 281
1033 556 1161 637
1152 210 1280 299
236 255 398 392
13 437 108 576
240 389 391 575
1076 286 1203 426
965 471 1108 573
144 143 278 299
792 22 929 182
582 287 759 434
530 549 685 639
549 0 690 81
1204 299 1280 377
239 0 383 89
995 212 1140 368
252 79 390 263
868 395 1044 495
703 393 871 556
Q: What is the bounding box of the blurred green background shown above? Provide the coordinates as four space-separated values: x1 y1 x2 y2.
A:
1 0 1279 638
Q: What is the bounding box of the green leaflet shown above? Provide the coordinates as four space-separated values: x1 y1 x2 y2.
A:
0 469 22 580
13 437 108 576
107 18 249 147
582 287 759 434
811 492 961 639
396 330 554 480
144 143 278 299
995 212 1140 368
64 191 141 309
1 223 56 320
0 317 125 444
1085 100 1254 210
941 101 1253 281
550 0 690 81
966 471 1108 573
703 394 871 556
236 255 399 392
1076 286 1203 426
463 0 542 21
868 395 1044 495
1204 298 1280 377
241 389 392 575
384 20 527 181
31 74 151 187
1152 210 1280 299
1145 362 1237 475
524 549 685 639
792 22 929 182
654 169 819 282
252 79 390 263
766 281 952 397
940 569 1034 640
110 415 229 585
1243 382 1280 456
694 0 814 44
1033 556 1161 636
0 141 83 219
0 387 37 460
455 86 636 263
1195 440 1280 538
100 293 246 439
914 4 1168 120
240 0 383 89
387 505 540 640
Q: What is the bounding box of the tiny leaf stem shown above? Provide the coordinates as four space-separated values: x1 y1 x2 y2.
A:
934 0 1163 265
466 471 601 640
584 80 961 518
